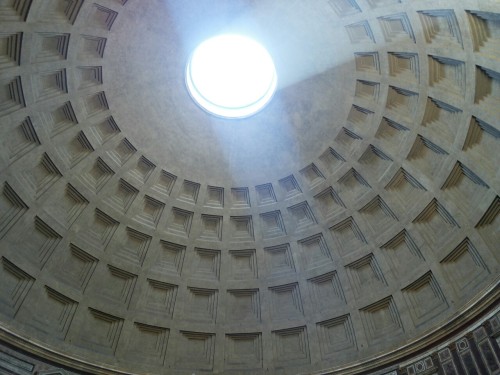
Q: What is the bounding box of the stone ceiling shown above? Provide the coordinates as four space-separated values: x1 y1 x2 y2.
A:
0 0 499 374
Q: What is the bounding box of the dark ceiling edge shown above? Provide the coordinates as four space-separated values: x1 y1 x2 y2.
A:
0 279 497 375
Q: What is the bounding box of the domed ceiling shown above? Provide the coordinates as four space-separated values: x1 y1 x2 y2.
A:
0 0 499 374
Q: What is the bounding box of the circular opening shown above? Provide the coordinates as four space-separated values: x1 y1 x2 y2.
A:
186 34 277 119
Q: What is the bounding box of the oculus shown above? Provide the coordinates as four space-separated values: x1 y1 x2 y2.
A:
186 34 277 118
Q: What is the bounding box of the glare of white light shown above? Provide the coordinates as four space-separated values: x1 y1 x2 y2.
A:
186 34 277 118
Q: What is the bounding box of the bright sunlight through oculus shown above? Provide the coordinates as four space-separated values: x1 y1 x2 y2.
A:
186 34 277 118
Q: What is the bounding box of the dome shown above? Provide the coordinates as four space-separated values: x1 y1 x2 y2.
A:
0 0 499 374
